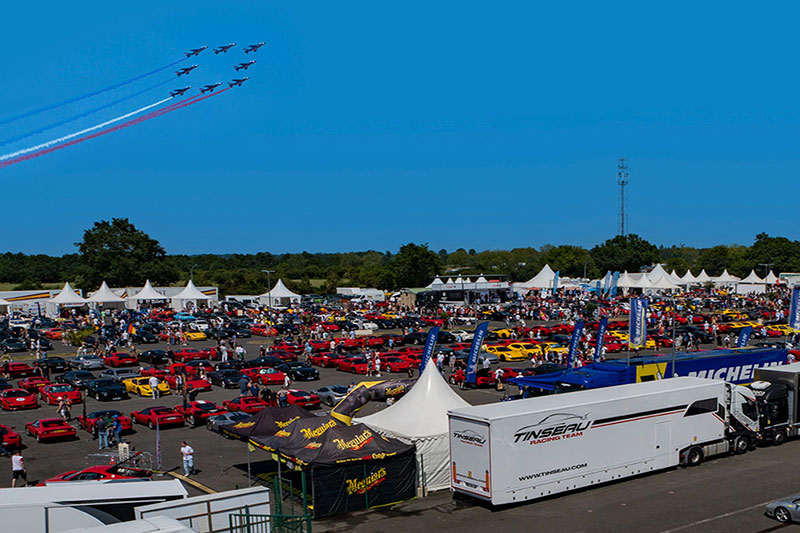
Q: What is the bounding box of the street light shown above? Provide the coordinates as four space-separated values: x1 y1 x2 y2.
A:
261 270 275 313
759 263 773 293
190 264 198 282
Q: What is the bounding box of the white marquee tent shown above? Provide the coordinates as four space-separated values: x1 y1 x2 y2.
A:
171 280 212 311
518 264 556 290
681 270 698 285
127 280 169 309
713 269 740 286
356 362 470 492
695 269 712 283
87 281 125 307
49 282 87 305
258 279 301 307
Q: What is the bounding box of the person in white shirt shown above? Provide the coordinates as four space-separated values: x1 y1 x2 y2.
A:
11 451 26 487
180 441 194 476
149 375 161 399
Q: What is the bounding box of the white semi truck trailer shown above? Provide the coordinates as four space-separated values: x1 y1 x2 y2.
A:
448 377 758 505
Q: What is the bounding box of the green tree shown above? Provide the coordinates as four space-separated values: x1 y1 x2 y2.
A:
391 243 443 288
747 233 800 275
541 245 594 278
590 234 660 273
76 218 178 289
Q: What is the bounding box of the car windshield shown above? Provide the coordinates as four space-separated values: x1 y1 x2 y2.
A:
94 380 116 387
231 413 250 421
5 390 28 397
152 408 172 414
290 391 308 397
329 386 348 394
50 385 72 392
194 402 217 410
350 358 367 364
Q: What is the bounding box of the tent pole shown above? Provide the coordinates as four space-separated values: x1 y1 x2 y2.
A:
247 444 251 487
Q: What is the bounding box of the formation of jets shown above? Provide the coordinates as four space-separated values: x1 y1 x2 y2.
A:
228 77 249 87
214 43 236 54
169 87 191 96
185 46 208 57
243 42 265 54
176 65 198 77
199 83 222 94
234 61 256 71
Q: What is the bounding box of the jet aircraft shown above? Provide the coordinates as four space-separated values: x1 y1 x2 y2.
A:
185 46 208 57
175 65 198 77
169 87 191 96
214 43 236 54
243 42 265 53
199 83 222 94
228 77 249 87
234 61 256 71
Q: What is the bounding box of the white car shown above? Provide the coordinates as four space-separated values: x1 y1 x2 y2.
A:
353 320 378 330
189 320 210 332
449 330 474 341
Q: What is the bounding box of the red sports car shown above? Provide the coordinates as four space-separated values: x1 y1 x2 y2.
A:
223 396 269 414
42 463 152 483
43 327 66 340
25 418 77 442
163 374 212 391
130 406 185 429
77 409 133 435
285 389 321 409
396 347 423 356
337 338 364 350
0 424 22 449
140 367 169 379
381 356 411 373
400 353 424 368
175 400 227 426
365 337 385 348
250 324 272 336
102 352 138 367
18 376 51 393
2 362 36 378
448 368 496 388
183 360 215 373
603 340 625 353
266 350 297 362
242 367 286 386
273 342 302 354
40 384 82 405
308 352 340 367
0 388 39 410
336 357 369 374
308 340 330 352
172 348 210 362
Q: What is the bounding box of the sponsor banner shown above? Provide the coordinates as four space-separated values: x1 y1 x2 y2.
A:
552 271 560 294
567 319 584 367
594 317 608 362
602 271 611 294
790 287 800 331
629 298 648 349
736 326 753 348
465 322 490 384
610 271 620 297
418 326 441 374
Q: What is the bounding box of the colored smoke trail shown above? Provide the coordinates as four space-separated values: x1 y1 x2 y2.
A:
0 77 177 148
0 88 229 169
0 57 188 126
0 97 174 161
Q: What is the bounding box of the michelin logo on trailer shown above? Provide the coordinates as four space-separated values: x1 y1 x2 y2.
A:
684 361 784 382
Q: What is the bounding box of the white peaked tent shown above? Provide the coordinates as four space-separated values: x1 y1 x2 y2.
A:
695 269 712 283
713 269 740 286
681 270 698 285
258 279 301 307
127 280 168 309
647 273 681 291
736 270 767 294
49 282 87 305
475 276 488 283
616 271 637 289
740 270 764 284
454 277 464 284
171 280 211 311
356 362 470 491
520 264 556 289
765 270 779 284
446 278 454 284
427 277 445 288
88 281 125 308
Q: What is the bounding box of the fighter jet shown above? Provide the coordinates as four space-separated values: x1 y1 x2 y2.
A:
175 65 198 77
169 87 191 97
234 61 256 71
214 43 236 54
185 46 208 57
243 42 265 54
228 77 249 87
199 83 222 94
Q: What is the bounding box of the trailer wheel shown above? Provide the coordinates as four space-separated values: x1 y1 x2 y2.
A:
772 429 787 446
686 446 703 467
733 436 749 455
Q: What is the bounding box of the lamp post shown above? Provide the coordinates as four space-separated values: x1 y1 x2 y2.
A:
759 263 773 294
261 270 275 314
190 264 198 283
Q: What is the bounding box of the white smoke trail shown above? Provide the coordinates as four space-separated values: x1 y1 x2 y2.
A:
0 97 172 161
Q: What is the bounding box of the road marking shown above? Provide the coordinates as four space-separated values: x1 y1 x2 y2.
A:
167 471 217 494
659 501 771 532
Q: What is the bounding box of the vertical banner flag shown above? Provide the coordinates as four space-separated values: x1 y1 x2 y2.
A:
465 322 489 385
418 326 441 374
629 298 648 349
595 281 601 293
602 271 612 294
790 287 800 332
594 317 608 362
736 326 753 348
567 319 584 367
552 271 560 294
610 271 620 297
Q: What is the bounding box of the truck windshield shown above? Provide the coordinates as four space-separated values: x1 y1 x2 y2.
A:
741 399 758 422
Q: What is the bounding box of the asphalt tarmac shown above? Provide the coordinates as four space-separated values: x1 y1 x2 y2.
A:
0 328 793 532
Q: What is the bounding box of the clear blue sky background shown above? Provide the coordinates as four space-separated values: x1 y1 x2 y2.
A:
1 1 797 255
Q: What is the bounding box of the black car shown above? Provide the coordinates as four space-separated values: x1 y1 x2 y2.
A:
244 356 283 368
225 327 251 339
1 338 27 353
31 357 69 374
85 379 129 401
530 363 567 375
132 331 158 344
0 378 13 391
206 328 230 340
215 360 247 371
56 370 97 389
276 362 319 381
208 369 246 389
138 350 169 366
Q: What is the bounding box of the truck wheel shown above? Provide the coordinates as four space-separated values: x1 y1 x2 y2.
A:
774 507 791 523
773 430 787 446
686 446 703 467
733 436 748 455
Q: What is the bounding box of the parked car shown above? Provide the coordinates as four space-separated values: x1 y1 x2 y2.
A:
276 362 319 381
175 400 227 426
55 370 96 390
285 389 321 409
70 354 105 370
43 463 152 483
102 352 138 367
208 369 246 389
130 406 186 429
39 384 82 404
31 357 69 374
765 493 800 524
25 418 77 442
76 409 133 436
98 368 140 382
0 388 39 410
85 379 129 401
312 385 348 407
206 411 251 435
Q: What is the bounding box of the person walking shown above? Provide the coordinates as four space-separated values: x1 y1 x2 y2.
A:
96 416 108 449
180 441 195 477
11 451 26 487
57 399 71 422
113 415 123 445
149 375 161 399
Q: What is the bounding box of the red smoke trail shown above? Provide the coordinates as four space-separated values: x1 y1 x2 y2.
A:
0 88 230 169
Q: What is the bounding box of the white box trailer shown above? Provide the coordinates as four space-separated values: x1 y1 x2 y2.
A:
449 377 734 505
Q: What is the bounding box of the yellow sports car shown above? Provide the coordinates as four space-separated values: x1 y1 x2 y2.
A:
485 345 526 362
185 331 207 341
123 377 171 397
507 343 539 357
769 324 795 335
492 328 515 339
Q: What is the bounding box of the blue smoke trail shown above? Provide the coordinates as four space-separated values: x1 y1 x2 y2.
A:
0 77 176 147
0 57 187 126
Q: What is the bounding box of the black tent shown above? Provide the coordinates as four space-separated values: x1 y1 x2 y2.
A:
223 405 317 440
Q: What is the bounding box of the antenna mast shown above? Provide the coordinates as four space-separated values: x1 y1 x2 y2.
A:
617 157 629 236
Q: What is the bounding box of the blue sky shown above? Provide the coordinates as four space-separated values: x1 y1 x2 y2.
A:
1 2 798 255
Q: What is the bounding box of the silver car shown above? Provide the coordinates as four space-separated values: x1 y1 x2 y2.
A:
765 494 800 523
70 354 105 370
98 368 140 382
312 385 349 407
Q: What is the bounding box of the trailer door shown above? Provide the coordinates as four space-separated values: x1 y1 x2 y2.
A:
654 421 672 469
449 416 491 500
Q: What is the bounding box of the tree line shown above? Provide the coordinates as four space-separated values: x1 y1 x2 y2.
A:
0 219 798 295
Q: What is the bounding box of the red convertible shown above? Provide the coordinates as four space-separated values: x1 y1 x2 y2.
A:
285 389 321 409
77 409 133 435
40 384 82 405
18 376 51 393
25 418 77 442
250 324 273 336
223 396 269 414
172 348 210 362
175 400 227 426
0 424 22 449
336 357 369 374
102 352 138 367
2 362 36 378
0 388 39 410
130 406 185 429
42 463 152 483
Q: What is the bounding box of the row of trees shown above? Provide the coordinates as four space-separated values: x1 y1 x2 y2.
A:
0 219 797 294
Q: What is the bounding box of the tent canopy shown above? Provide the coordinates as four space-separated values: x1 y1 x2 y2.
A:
130 280 168 301
519 264 556 289
88 281 125 303
695 269 712 282
172 280 211 302
259 279 301 305
49 282 87 305
224 405 316 440
740 270 765 284
681 270 698 284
